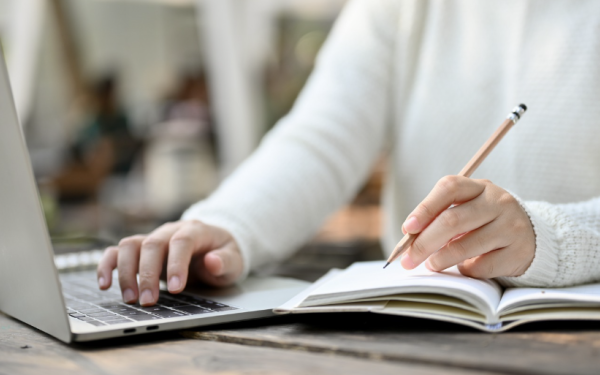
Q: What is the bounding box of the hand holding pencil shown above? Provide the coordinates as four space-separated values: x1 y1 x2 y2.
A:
386 105 536 279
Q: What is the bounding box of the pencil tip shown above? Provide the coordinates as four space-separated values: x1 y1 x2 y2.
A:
383 262 390 269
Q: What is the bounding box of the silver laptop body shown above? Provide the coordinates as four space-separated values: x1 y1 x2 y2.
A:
0 52 308 343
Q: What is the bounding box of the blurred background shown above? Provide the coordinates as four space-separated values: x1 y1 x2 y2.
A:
0 0 383 280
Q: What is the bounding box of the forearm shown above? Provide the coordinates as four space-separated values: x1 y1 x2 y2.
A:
183 0 398 278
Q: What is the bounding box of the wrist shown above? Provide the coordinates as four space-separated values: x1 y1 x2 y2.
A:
495 196 560 288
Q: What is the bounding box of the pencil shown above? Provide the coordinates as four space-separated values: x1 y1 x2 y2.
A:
383 104 528 269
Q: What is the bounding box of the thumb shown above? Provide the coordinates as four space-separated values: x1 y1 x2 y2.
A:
167 221 242 290
197 245 244 287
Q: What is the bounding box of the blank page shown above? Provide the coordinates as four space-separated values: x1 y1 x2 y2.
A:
498 283 600 316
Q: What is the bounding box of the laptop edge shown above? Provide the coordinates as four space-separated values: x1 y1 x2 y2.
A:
0 49 72 342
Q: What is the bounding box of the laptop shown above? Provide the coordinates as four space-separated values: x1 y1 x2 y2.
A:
0 52 309 343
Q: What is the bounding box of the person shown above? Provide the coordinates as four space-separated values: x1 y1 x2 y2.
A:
53 75 136 200
97 0 600 307
159 72 214 144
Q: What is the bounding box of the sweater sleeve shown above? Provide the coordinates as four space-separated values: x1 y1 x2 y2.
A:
496 196 600 288
182 0 398 279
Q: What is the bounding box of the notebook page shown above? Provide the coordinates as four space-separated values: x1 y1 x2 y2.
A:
498 283 600 316
299 261 502 318
275 269 342 312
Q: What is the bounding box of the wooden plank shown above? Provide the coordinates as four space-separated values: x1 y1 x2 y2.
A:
0 312 108 375
183 313 600 375
0 312 497 375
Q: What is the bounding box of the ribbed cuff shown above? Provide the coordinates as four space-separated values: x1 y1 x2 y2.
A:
181 203 253 282
495 197 560 288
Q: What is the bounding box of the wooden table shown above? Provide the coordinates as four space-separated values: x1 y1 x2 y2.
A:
3 298 600 374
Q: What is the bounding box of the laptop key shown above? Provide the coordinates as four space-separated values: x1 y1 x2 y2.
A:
187 299 221 309
120 310 149 316
98 303 126 309
77 308 106 314
103 306 129 312
155 298 188 307
150 310 188 318
99 315 129 321
114 310 133 316
87 311 117 318
138 306 182 313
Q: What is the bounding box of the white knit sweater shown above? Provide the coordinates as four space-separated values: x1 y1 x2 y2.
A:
183 0 600 288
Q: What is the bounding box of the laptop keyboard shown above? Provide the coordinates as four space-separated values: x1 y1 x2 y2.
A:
60 272 238 327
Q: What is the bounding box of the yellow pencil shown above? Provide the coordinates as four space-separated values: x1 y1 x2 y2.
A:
383 104 528 269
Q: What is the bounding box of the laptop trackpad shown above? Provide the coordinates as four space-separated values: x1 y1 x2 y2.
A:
179 276 309 310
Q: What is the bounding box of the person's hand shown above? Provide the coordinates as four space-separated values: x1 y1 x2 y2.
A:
400 175 535 279
96 220 244 306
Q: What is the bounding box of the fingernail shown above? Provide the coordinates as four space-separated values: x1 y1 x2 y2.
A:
401 253 415 269
123 288 135 303
403 216 420 234
98 276 106 288
140 289 154 305
168 276 181 291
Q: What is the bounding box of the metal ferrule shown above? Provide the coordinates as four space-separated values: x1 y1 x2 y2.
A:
507 104 527 124
508 113 520 124
512 105 527 117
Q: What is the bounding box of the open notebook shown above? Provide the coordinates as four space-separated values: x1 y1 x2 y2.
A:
275 261 600 332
